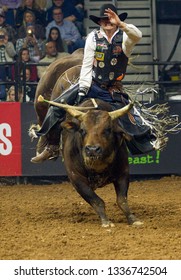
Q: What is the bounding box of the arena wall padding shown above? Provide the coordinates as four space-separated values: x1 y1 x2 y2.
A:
0 101 181 176
0 102 22 176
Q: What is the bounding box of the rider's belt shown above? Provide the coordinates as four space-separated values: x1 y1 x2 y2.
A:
93 80 121 89
100 83 109 89
93 80 124 93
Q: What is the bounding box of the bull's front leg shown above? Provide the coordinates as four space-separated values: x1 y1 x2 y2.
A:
114 176 143 226
73 181 114 227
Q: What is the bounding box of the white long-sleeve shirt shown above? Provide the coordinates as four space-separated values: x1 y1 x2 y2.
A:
79 23 142 89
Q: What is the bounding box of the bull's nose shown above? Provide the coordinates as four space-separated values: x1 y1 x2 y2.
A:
85 145 102 157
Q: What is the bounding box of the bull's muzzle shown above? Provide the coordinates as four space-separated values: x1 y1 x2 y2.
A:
85 145 102 158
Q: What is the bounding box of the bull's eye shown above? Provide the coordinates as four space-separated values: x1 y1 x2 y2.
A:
79 128 87 137
104 128 112 137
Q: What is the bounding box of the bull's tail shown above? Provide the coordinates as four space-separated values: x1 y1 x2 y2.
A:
28 124 41 141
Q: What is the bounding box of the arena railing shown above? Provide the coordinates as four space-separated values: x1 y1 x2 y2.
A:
0 61 18 101
0 60 181 102
19 60 181 102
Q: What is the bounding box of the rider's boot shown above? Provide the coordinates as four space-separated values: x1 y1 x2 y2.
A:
31 122 61 163
31 83 79 163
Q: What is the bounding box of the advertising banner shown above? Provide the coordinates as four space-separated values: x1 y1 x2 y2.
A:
0 102 22 176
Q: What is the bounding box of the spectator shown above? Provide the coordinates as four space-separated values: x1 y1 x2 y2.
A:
64 0 85 35
6 85 25 102
35 0 52 11
17 10 45 40
12 47 38 81
6 85 16 101
0 28 16 83
73 0 84 9
46 0 85 35
20 66 36 101
15 0 46 28
46 26 67 52
16 24 44 62
46 7 85 53
0 8 17 45
0 1 22 27
72 0 85 18
37 41 69 79
6 85 24 102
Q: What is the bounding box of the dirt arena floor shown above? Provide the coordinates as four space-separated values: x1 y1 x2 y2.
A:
0 176 181 260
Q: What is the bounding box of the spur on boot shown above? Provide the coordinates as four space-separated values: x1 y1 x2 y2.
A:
31 145 59 163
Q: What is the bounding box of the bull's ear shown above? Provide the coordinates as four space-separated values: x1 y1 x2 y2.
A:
122 133 132 141
61 120 79 131
113 125 132 141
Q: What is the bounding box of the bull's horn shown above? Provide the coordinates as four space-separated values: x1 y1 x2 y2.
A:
38 95 96 111
37 95 86 119
109 102 134 120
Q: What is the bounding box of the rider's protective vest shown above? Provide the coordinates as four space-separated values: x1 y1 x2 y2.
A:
93 29 128 84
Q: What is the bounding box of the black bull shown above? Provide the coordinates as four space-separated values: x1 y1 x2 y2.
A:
41 96 143 227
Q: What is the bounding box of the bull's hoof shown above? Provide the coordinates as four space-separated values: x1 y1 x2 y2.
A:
101 220 115 228
132 220 144 226
128 214 143 226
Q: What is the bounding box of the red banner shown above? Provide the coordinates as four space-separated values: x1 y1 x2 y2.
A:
0 102 22 176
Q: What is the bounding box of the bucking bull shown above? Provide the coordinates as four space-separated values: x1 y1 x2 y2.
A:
37 95 141 227
31 49 179 227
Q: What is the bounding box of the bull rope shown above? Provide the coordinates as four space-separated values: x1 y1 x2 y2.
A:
62 72 79 86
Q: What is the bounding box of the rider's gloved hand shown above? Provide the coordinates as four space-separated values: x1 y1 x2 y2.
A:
75 87 89 105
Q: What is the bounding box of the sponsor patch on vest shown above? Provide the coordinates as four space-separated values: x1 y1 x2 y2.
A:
110 58 117 66
109 72 114 80
112 45 122 55
99 62 105 68
95 52 104 61
116 74 124 81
